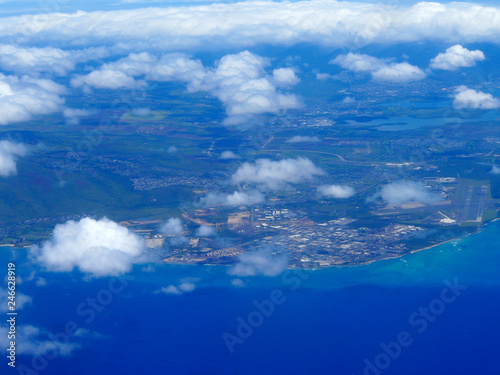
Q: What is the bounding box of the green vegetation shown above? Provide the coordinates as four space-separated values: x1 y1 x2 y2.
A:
1 84 499 256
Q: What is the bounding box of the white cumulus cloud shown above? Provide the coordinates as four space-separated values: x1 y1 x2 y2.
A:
3 2 500 50
220 150 239 159
490 165 500 175
272 68 300 87
453 86 500 109
316 72 335 81
70 52 199 89
159 280 197 295
0 325 80 357
35 277 47 286
63 108 94 118
159 218 184 235
195 225 216 237
317 184 355 198
231 278 245 287
342 96 356 104
0 140 27 177
0 44 109 76
31 218 147 277
371 62 426 82
71 51 300 125
332 53 387 73
0 288 31 312
331 53 426 82
229 248 288 277
371 181 442 206
131 107 151 116
188 51 301 125
430 44 485 71
71 69 146 89
63 108 95 125
199 190 265 207
0 73 66 125
159 218 188 245
231 157 325 189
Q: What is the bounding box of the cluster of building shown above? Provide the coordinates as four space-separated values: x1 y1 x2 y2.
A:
131 176 221 191
249 211 425 267
157 205 426 268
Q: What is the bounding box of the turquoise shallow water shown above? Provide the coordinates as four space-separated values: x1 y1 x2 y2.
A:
2 220 500 374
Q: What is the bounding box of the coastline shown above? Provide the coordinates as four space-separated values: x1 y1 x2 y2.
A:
162 219 500 271
317 219 499 270
10 219 499 271
318 218 500 270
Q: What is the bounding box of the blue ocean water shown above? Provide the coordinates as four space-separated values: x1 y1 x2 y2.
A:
4 220 500 375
